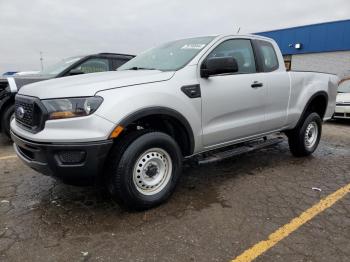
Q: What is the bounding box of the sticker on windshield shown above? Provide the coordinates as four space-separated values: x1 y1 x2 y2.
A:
181 44 206 50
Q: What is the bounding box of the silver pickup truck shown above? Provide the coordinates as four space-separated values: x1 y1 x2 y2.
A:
11 34 338 210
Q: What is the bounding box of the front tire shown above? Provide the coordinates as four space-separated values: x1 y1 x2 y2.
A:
287 112 322 157
106 131 183 210
1 105 15 140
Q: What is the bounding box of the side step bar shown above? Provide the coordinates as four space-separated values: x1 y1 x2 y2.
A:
193 136 284 165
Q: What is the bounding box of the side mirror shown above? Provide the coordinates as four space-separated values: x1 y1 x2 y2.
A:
69 69 84 76
201 57 238 78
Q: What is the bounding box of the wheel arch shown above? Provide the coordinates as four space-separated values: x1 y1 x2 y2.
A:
296 91 328 128
117 107 195 157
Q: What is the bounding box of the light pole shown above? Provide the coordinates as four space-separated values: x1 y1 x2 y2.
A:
40 51 44 71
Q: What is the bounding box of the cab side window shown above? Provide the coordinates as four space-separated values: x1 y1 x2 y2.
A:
256 41 279 72
207 39 256 74
74 58 110 73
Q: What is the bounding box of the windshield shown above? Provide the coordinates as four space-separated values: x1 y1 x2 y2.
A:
338 80 350 93
118 36 215 71
40 56 83 75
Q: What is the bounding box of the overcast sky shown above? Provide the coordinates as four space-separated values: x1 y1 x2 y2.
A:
0 0 349 73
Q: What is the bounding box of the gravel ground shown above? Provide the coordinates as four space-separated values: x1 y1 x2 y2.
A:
0 121 349 262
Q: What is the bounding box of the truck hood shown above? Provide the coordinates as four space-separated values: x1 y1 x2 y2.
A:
336 93 350 103
18 70 175 99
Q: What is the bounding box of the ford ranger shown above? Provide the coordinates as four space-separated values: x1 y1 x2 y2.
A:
10 35 338 210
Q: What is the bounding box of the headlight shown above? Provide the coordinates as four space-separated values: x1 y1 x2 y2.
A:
42 96 103 120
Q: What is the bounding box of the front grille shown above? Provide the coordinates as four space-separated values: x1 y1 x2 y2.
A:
15 95 47 133
15 99 35 126
57 151 86 164
336 102 350 106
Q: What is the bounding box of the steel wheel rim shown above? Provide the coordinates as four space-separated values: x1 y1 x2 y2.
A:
304 121 318 149
133 148 173 195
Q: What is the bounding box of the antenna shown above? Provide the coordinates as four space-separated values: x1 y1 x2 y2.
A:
40 51 44 71
236 27 241 34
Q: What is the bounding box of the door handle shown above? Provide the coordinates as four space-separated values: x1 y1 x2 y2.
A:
251 81 263 88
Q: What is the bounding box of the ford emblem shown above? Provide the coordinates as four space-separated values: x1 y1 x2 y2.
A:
16 107 25 119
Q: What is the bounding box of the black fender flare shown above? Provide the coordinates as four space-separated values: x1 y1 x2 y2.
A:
118 107 195 155
295 91 328 128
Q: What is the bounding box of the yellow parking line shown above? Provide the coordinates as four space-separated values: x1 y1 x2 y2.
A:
232 183 350 262
0 155 17 160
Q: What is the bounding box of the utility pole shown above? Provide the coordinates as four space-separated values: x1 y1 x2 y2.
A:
40 51 44 71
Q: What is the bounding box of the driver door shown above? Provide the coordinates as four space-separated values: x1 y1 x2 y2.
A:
199 38 268 148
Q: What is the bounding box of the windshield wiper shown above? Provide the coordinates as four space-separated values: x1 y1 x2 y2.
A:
126 67 157 71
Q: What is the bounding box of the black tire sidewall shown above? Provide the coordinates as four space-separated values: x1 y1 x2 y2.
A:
114 132 182 208
298 112 322 154
1 105 14 138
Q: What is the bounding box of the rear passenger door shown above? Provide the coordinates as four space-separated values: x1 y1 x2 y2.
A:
253 40 290 130
199 38 268 147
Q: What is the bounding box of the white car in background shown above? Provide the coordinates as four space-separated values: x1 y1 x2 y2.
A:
334 78 350 119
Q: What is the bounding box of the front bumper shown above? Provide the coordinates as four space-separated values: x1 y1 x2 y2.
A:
11 131 113 185
333 104 350 119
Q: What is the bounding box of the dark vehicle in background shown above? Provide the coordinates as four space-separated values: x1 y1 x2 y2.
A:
2 72 18 76
0 53 134 139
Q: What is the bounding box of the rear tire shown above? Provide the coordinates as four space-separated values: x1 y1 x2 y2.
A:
287 112 322 157
106 131 183 210
1 105 15 140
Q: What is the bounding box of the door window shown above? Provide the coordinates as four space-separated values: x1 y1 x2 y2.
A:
206 39 257 74
255 41 279 72
73 58 110 73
